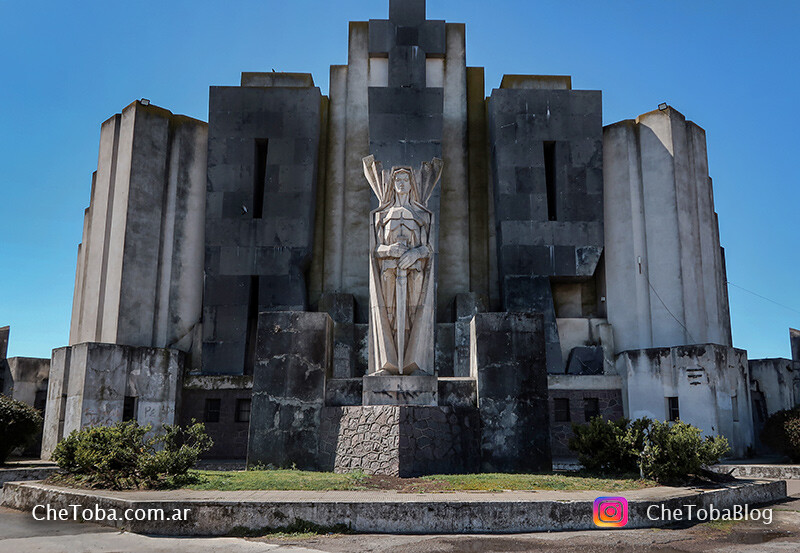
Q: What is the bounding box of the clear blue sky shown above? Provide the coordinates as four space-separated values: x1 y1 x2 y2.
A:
1 0 798 359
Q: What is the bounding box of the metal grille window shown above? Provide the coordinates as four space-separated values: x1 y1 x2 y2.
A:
204 398 221 423
583 397 600 421
235 399 251 423
667 397 680 422
554 398 571 422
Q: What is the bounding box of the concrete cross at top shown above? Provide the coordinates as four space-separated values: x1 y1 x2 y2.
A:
369 0 446 89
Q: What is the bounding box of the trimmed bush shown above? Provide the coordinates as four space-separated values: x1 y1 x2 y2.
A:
568 416 649 473
639 420 729 484
760 407 800 462
52 420 212 489
569 416 729 484
0 394 43 464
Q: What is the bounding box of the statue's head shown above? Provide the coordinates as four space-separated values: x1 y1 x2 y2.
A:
392 169 412 195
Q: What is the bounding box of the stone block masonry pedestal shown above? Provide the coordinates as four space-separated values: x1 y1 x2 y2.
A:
471 312 552 472
319 405 479 476
247 312 332 470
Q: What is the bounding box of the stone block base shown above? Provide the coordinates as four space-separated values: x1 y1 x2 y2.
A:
362 374 437 406
320 405 479 476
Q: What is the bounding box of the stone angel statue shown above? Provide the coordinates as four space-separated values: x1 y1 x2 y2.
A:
363 155 444 375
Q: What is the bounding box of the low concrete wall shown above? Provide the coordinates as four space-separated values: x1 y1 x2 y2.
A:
0 467 58 488
1 480 786 535
711 464 800 480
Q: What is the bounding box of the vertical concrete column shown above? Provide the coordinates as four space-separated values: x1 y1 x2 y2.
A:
603 108 732 353
791 328 800 363
247 312 332 470
67 102 207 369
470 312 551 472
41 346 71 459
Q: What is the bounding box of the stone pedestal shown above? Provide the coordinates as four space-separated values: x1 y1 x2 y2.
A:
471 312 551 472
319 405 479 476
247 311 332 470
362 374 438 406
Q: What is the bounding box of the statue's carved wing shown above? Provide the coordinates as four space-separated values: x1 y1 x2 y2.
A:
418 158 444 207
363 155 391 206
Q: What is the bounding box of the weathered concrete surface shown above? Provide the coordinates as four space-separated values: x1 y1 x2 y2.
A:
4 503 800 553
362 375 438 406
2 356 50 407
548 387 624 459
203 80 323 376
619 344 753 457
41 343 183 459
69 102 207 370
749 358 799 418
0 467 57 488
247 312 332 470
0 326 8 360
470 313 551 472
319 405 479 476
488 84 604 373
0 506 313 553
1 480 786 535
710 464 800 480
603 108 732 354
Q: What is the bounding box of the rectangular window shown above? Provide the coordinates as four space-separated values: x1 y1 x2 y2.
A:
253 139 268 219
122 396 137 422
554 398 571 422
34 389 47 413
583 397 600 422
543 141 557 221
204 398 221 423
235 398 252 423
667 397 680 422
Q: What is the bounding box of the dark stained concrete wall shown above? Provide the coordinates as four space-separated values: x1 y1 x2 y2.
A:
203 83 323 375
488 86 604 373
471 312 551 472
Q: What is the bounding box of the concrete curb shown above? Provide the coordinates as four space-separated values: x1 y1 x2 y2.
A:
0 467 58 488
711 464 800 480
0 480 787 535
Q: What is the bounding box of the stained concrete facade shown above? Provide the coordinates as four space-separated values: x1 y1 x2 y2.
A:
0 327 50 413
41 343 182 459
603 109 732 353
202 79 324 376
40 0 795 466
619 344 753 457
68 102 207 369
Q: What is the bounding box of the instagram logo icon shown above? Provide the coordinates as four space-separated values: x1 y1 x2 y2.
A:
593 497 629 527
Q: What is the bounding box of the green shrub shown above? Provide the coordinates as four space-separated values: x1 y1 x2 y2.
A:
52 420 212 489
569 416 729 484
0 394 43 464
760 407 800 462
138 422 213 485
568 416 650 473
639 420 730 484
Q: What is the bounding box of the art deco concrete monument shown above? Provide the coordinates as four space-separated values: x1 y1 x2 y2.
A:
39 0 800 476
364 155 443 376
